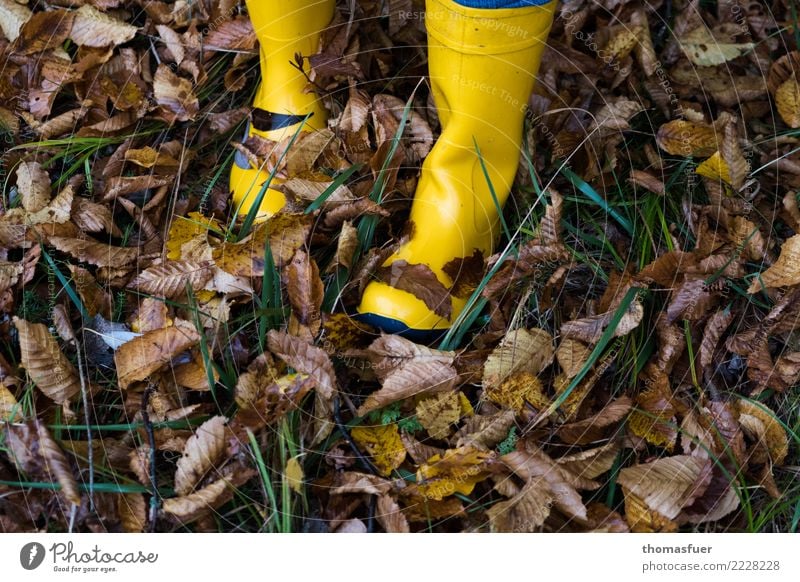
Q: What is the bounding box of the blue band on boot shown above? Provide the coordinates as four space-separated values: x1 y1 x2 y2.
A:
452 0 552 7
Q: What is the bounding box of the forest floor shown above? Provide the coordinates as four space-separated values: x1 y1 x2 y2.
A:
0 0 799 533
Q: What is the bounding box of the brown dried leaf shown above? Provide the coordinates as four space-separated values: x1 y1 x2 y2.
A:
736 400 789 465
49 237 138 268
118 493 147 533
453 409 515 450
69 5 137 47
267 330 336 399
486 477 552 532
483 328 554 390
153 64 199 122
162 470 254 523
14 317 80 404
618 455 712 520
127 260 214 299
114 320 201 388
16 161 50 213
285 250 323 335
357 359 458 416
174 416 227 496
36 420 81 506
376 494 410 533
560 298 643 344
377 260 452 320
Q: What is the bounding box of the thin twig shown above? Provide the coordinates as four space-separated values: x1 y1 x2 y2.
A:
141 384 159 533
74 328 94 512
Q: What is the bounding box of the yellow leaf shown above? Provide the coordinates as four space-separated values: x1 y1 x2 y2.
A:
747 233 800 292
166 212 220 261
695 151 731 184
0 383 20 421
776 78 800 129
624 489 678 533
416 391 460 440
285 457 304 494
736 400 789 465
486 371 549 412
416 446 494 501
351 423 406 476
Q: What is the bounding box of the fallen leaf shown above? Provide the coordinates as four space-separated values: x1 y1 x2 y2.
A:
416 391 460 440
483 328 554 390
618 455 712 520
14 317 80 404
351 423 407 476
114 320 201 388
70 5 137 48
174 416 227 496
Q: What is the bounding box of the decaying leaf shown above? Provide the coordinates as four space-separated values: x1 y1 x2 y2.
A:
351 423 406 476
416 391 460 440
748 234 800 292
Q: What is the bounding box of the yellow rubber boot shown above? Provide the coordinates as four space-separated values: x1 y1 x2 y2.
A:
230 0 335 219
357 0 556 337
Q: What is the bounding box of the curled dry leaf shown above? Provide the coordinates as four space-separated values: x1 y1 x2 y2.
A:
69 5 137 48
114 319 201 388
162 468 255 524
267 330 337 399
618 455 712 520
127 260 214 299
483 328 554 390
174 415 228 496
560 297 643 344
154 64 199 122
49 237 139 268
14 317 80 404
736 400 788 466
36 420 81 506
285 250 323 335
